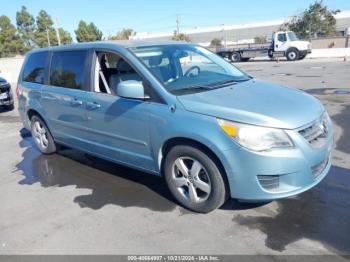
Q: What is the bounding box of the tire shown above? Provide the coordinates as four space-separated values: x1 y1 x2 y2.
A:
268 50 274 59
286 48 299 61
164 145 228 213
230 52 241 62
30 115 57 154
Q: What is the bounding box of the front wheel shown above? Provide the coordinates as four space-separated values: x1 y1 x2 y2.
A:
30 115 57 154
164 145 228 213
286 48 299 61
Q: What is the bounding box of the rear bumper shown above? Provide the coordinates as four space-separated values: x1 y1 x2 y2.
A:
219 121 333 201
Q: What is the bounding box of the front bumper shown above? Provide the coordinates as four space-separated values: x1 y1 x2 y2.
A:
0 99 14 106
0 84 14 106
300 49 312 57
220 118 333 201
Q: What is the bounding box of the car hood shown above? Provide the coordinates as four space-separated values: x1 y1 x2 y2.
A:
0 78 9 88
177 79 324 129
293 40 310 49
0 77 7 84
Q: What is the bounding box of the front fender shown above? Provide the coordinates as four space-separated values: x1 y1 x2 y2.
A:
148 105 236 173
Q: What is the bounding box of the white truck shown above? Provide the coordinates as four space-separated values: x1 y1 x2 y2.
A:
217 31 312 62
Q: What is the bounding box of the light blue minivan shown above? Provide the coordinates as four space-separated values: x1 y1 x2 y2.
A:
18 41 333 213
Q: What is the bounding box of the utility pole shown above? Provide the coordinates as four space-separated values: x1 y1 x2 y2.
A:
55 28 61 45
222 24 227 48
55 18 61 45
176 14 180 35
46 26 51 47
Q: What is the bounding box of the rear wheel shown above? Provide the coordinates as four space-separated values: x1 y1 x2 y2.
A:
268 50 274 59
286 48 299 61
230 52 241 62
164 145 228 213
30 115 57 154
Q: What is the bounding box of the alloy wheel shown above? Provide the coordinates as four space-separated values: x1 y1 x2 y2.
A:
171 157 211 203
32 120 49 150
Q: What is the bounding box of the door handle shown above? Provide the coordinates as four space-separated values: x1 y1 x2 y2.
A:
42 94 57 101
86 101 101 110
71 98 83 106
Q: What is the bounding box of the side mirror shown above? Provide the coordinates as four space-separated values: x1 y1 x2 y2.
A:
117 80 150 101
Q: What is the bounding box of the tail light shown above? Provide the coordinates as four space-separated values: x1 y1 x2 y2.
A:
16 83 21 98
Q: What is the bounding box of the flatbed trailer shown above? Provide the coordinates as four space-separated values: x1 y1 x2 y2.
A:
216 31 312 62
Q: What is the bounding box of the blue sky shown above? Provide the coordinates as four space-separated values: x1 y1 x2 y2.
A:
2 0 350 40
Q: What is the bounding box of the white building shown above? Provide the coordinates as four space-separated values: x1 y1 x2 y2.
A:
131 10 350 46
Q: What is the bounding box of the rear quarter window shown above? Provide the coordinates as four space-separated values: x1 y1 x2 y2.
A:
50 50 87 89
22 51 48 84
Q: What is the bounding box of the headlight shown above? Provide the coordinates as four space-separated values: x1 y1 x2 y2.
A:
217 119 294 151
322 111 331 134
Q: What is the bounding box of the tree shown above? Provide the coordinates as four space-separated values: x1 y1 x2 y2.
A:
254 36 267 44
34 10 58 47
58 28 72 44
210 38 222 48
282 1 340 39
109 28 134 40
0 15 24 57
16 6 36 51
75 20 102 42
172 31 190 42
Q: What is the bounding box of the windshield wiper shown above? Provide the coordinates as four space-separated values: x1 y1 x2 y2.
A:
208 79 238 87
172 85 213 94
172 78 251 94
178 85 213 91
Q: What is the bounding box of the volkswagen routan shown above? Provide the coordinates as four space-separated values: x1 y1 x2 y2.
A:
18 41 333 213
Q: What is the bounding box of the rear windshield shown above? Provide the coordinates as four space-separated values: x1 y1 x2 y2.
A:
22 51 49 84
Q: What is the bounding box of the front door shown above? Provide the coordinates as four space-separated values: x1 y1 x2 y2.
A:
274 32 288 52
84 51 154 171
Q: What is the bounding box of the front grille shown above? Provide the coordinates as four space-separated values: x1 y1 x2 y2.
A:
298 116 328 147
257 175 279 191
0 84 12 102
312 158 329 178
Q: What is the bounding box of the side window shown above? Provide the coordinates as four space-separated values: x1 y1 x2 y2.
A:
95 51 142 95
50 51 87 89
22 52 48 84
277 33 287 42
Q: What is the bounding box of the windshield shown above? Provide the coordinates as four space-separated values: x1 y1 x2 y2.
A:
287 32 299 41
130 44 250 94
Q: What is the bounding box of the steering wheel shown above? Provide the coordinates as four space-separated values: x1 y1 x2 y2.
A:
184 66 201 77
